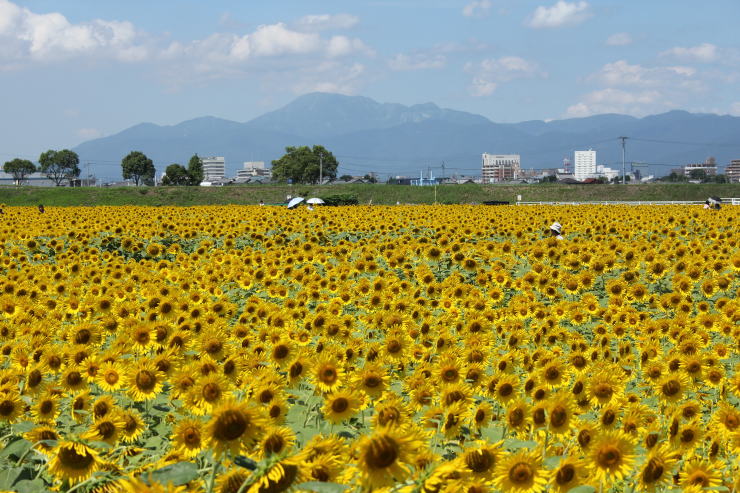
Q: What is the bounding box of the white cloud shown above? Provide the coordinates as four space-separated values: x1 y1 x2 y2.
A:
527 1 591 29
0 0 148 64
462 0 492 17
465 56 546 96
606 33 632 46
470 78 497 97
660 43 718 63
565 88 663 117
295 13 359 31
590 60 697 87
388 52 446 71
161 22 370 69
730 102 740 116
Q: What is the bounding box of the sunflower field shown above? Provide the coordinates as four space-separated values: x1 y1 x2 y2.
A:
0 204 738 493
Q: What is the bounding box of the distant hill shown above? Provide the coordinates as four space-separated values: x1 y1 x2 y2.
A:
73 92 740 180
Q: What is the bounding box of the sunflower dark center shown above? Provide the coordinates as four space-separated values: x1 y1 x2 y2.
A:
550 406 568 427
662 380 680 396
366 435 399 469
556 464 575 484
214 410 249 441
597 446 621 468
593 383 613 399
508 408 524 427
331 397 349 414
364 376 381 388
264 434 285 454
58 446 95 470
135 370 156 391
508 463 534 484
642 458 664 483
465 449 494 473
203 383 221 402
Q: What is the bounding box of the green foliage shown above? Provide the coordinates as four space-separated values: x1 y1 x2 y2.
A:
121 151 156 186
187 154 204 185
339 174 353 182
38 149 80 186
272 145 338 184
2 158 36 184
320 193 358 206
161 164 190 186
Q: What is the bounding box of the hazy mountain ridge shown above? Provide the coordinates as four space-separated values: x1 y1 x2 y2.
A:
73 92 740 180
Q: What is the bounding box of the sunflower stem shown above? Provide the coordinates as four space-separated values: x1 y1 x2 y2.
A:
207 457 220 493
66 477 96 493
15 440 44 466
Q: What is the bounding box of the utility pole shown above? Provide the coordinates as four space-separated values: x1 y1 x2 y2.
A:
619 136 628 184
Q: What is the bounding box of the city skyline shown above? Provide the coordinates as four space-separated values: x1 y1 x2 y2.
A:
2 0 740 162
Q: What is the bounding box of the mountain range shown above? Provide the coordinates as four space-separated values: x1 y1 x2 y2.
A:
74 92 740 180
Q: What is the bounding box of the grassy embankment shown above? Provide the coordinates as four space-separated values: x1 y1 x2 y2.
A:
1 183 739 207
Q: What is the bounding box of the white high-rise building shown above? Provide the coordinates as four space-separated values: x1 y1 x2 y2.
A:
574 150 596 181
202 157 225 181
236 161 271 180
481 154 521 183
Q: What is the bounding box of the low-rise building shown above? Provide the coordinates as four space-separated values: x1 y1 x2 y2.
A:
482 154 520 183
202 156 225 182
725 159 740 183
683 158 717 177
236 161 271 181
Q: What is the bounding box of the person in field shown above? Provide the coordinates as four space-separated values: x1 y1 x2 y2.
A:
550 221 564 240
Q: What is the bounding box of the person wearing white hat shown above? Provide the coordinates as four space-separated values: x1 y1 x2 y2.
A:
550 221 564 240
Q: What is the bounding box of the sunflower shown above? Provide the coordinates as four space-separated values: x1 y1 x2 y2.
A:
469 401 494 431
189 373 231 416
587 430 636 485
311 356 344 393
0 391 24 424
546 391 577 436
655 372 690 405
60 365 89 393
243 453 305 493
24 425 60 454
672 419 703 455
257 425 296 458
70 391 92 422
305 453 343 484
171 418 205 458
352 363 389 399
636 443 679 493
354 426 424 489
215 468 249 493
206 399 267 458
127 360 164 402
31 391 61 423
493 449 548 493
322 389 363 424
548 457 587 493
678 459 723 489
83 414 125 446
588 369 623 406
492 373 519 405
459 441 502 483
505 399 530 437
120 409 146 443
47 441 100 485
91 395 118 421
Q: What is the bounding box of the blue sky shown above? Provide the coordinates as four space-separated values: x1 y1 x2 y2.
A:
2 0 739 162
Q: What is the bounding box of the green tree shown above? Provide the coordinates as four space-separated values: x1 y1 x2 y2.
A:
271 145 338 184
121 151 155 186
3 158 36 185
688 169 707 181
187 154 204 185
38 149 80 186
161 163 190 186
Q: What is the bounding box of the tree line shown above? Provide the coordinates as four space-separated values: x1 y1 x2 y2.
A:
3 145 339 186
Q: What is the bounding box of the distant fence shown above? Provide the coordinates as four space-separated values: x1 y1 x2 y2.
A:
516 198 740 206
